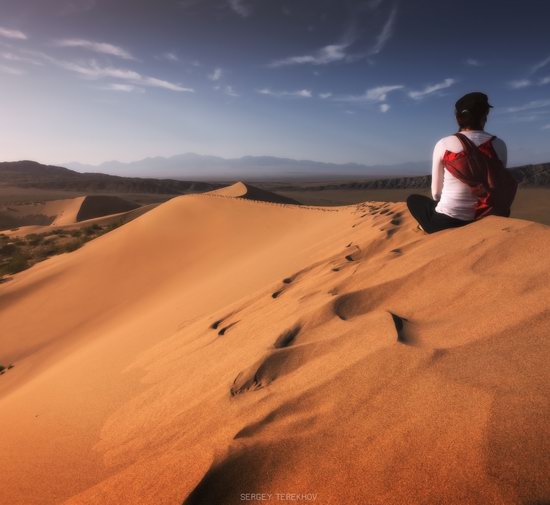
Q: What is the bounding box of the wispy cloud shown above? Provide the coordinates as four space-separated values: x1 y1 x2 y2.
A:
380 103 390 113
337 84 403 103
531 55 550 74
319 92 333 99
508 79 532 89
503 99 550 114
542 124 550 130
508 75 550 89
408 78 456 100
1 51 42 65
268 43 348 68
224 85 239 97
465 58 483 67
268 4 397 68
159 52 179 62
257 88 312 98
53 58 193 92
214 84 239 97
228 0 251 17
368 6 397 56
103 83 144 93
0 27 27 40
55 38 135 60
209 67 223 81
0 63 25 75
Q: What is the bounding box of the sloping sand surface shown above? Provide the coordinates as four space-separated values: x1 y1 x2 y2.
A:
51 196 87 225
0 191 549 505
75 195 140 222
1 195 141 233
210 181 300 204
4 203 158 238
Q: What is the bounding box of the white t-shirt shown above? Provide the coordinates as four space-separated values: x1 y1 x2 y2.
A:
432 130 508 221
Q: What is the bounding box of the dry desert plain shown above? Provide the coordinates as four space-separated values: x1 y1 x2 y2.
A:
1 182 549 504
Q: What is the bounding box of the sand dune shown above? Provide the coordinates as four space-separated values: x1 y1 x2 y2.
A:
1 195 140 230
210 181 300 204
51 196 87 225
3 196 146 238
0 188 549 505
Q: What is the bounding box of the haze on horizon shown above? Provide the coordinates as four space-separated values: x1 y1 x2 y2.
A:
1 0 550 170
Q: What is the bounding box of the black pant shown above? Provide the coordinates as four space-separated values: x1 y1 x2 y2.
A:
406 194 472 234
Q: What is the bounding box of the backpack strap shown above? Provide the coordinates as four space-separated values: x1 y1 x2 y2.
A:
454 132 478 153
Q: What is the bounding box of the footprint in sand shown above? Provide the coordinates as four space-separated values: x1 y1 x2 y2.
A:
273 325 301 348
211 315 239 336
389 312 412 344
272 273 300 299
272 288 284 299
231 325 309 396
218 321 239 336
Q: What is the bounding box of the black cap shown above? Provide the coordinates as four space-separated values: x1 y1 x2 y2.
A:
455 92 493 115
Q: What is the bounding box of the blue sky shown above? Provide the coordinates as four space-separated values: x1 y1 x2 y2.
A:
0 0 550 168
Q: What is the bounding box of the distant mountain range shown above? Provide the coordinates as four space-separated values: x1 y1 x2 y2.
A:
1 160 549 199
277 162 550 190
65 154 430 181
0 161 220 194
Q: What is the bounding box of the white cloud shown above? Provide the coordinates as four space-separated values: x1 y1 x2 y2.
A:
161 52 179 62
508 79 532 89
531 55 550 74
319 92 332 99
269 43 349 68
542 124 550 130
0 27 27 40
503 99 550 114
56 59 193 92
508 76 550 89
257 88 312 98
103 83 144 93
228 0 250 17
369 6 397 56
380 103 390 113
269 5 397 68
223 85 239 97
60 60 141 79
55 39 135 60
1 51 42 65
338 84 403 103
143 76 193 92
408 78 456 100
209 67 223 81
465 58 482 67
0 63 24 75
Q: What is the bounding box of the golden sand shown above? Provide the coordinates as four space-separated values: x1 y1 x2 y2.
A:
1 183 548 504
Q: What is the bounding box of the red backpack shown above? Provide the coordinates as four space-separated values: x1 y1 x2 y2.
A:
443 133 518 219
